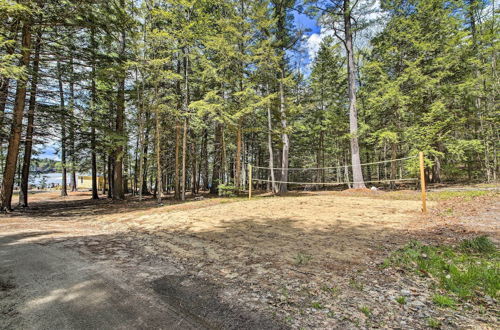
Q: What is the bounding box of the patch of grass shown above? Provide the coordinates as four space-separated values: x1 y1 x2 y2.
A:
349 278 364 291
294 252 312 265
321 285 340 296
283 316 293 324
432 294 456 308
428 190 491 201
395 296 407 305
427 317 442 329
385 237 499 303
460 235 496 254
310 301 324 309
359 306 371 317
442 207 453 216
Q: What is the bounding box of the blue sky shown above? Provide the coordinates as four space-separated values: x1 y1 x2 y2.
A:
295 11 320 35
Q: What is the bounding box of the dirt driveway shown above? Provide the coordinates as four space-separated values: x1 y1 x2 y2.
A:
0 232 200 330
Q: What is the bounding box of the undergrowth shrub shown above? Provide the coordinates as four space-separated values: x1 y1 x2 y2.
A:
218 183 237 197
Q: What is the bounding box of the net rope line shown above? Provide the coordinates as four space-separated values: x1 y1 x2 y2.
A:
252 178 418 186
250 155 418 171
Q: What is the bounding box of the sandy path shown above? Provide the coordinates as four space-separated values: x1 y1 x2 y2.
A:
0 232 201 330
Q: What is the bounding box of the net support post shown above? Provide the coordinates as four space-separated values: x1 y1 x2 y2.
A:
248 164 252 199
419 152 427 213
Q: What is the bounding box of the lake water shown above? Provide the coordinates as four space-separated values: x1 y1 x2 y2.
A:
31 173 77 186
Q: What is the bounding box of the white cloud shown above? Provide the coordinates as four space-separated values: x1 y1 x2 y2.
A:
305 0 385 60
305 27 334 61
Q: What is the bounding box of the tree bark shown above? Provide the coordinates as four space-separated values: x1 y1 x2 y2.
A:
154 87 162 204
19 31 41 208
181 117 188 201
107 155 113 198
0 21 31 210
69 56 77 192
201 127 208 190
266 85 277 194
344 0 365 189
174 121 181 199
57 60 68 197
141 109 150 195
0 79 10 141
102 154 107 195
390 143 397 189
191 130 197 194
278 68 289 194
113 0 126 200
235 123 242 188
123 121 129 194
0 23 18 147
90 27 99 199
211 123 222 194
181 46 189 201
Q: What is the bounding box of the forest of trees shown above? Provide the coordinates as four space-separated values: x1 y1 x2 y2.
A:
0 0 497 210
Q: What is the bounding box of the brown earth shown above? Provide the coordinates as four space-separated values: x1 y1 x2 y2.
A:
1 189 498 329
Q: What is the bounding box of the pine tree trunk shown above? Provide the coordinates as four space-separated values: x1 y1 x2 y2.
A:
201 127 208 190
154 88 162 204
181 117 188 201
344 0 365 189
181 46 189 201
57 60 68 197
113 0 126 200
90 27 99 200
0 24 17 148
390 143 397 189
69 56 77 192
113 86 125 199
0 21 31 210
235 123 242 188
211 123 222 194
174 121 181 199
0 79 10 141
267 86 277 194
141 109 150 196
107 155 113 198
221 126 227 184
136 71 144 199
123 122 129 194
102 155 107 195
279 69 289 194
19 31 41 208
191 130 197 195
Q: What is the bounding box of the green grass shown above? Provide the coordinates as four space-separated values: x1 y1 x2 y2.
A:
427 190 493 201
294 252 312 265
427 317 442 329
459 235 496 254
384 236 499 304
348 278 364 291
359 306 371 317
310 301 324 309
395 296 407 305
432 294 456 307
321 285 340 296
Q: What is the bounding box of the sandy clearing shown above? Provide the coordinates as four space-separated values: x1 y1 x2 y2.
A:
1 190 497 329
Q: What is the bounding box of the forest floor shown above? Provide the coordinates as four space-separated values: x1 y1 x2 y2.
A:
0 186 498 329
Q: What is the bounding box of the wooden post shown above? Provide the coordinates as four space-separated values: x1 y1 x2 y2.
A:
419 152 427 213
248 164 252 199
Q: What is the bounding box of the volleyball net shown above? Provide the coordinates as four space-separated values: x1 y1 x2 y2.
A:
249 155 420 188
247 152 427 212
